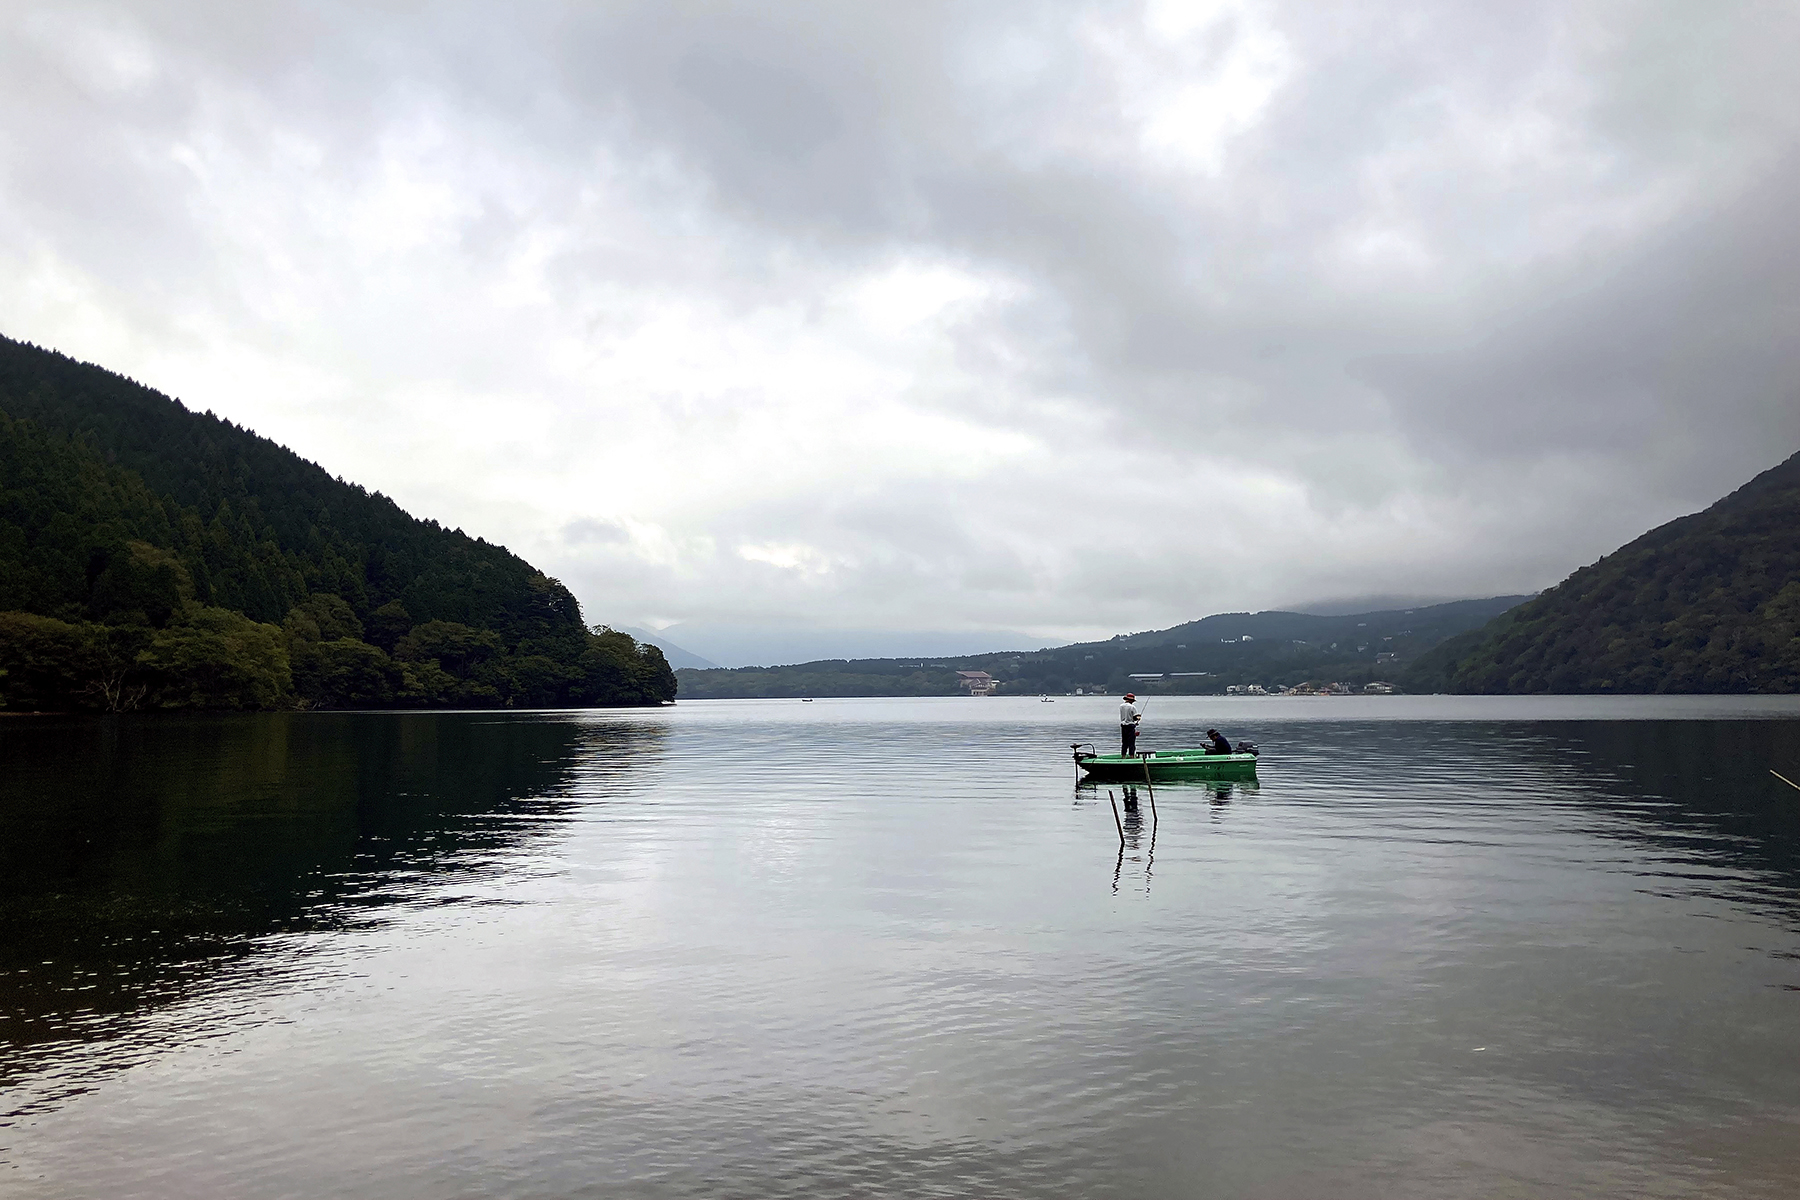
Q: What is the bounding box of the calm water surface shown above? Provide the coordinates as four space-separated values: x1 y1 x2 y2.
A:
4 695 1800 1198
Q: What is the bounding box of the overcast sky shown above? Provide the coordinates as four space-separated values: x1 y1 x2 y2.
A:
3 1 1797 664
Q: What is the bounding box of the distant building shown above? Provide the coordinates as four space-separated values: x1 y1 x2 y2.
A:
1364 681 1398 694
957 670 996 696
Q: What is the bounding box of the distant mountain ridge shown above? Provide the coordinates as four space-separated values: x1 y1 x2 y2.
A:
618 627 719 671
646 622 1051 667
1407 448 1800 693
0 335 674 711
675 595 1530 698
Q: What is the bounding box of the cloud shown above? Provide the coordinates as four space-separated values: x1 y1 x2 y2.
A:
561 517 629 547
2 0 1796 656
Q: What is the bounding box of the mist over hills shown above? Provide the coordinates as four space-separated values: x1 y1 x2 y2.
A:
678 445 1800 700
0 336 674 711
617 627 719 671
676 596 1530 699
1408 448 1800 694
1280 594 1491 618
645 623 1052 669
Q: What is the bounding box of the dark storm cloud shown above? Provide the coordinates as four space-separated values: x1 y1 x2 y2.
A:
506 1 1800 479
1361 157 1800 484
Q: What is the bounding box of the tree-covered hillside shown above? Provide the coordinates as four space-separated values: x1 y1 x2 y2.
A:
677 596 1528 698
0 335 674 711
1405 449 1800 693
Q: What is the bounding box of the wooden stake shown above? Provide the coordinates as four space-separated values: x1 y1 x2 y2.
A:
1141 753 1157 821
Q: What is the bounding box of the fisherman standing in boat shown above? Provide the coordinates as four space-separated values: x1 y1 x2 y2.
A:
1119 692 1143 756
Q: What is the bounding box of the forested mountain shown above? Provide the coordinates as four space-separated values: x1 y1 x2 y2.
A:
676 596 1529 698
1406 449 1800 693
0 335 674 711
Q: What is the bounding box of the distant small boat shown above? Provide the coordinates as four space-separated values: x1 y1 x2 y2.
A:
1070 745 1258 782
801 698 813 702
1040 694 1055 702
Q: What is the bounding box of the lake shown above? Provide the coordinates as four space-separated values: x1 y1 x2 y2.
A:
4 695 1800 1198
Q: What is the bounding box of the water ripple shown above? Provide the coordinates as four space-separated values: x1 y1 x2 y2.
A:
3 699 1800 1196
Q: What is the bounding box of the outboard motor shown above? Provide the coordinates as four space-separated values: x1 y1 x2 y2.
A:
1069 742 1096 762
1235 740 1259 757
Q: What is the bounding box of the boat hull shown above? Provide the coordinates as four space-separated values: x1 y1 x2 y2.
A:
1076 750 1258 782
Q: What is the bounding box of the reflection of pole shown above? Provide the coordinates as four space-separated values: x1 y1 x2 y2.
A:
1108 790 1125 845
1773 770 1800 793
1144 805 1156 894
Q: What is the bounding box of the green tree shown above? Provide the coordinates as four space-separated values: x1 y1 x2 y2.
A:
571 627 676 706
89 540 193 626
0 611 154 711
0 612 98 711
1 335 677 711
139 605 292 709
365 600 412 652
290 639 399 709
508 654 572 707
283 592 364 643
397 658 458 706
395 620 503 676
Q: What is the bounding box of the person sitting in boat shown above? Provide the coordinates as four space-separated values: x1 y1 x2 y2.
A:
1119 693 1143 756
1204 728 1232 755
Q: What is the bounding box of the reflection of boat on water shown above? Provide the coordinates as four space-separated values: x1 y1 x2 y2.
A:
1077 777 1259 803
1071 745 1259 782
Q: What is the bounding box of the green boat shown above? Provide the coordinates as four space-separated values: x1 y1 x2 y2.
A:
1070 743 1259 782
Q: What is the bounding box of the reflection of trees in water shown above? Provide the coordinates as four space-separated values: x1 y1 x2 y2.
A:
0 712 666 1070
1511 719 1800 910
1102 717 1798 914
1256 717 1800 920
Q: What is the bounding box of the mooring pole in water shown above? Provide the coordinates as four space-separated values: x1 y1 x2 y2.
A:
1108 790 1124 845
1773 769 1800 793
1140 753 1157 822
